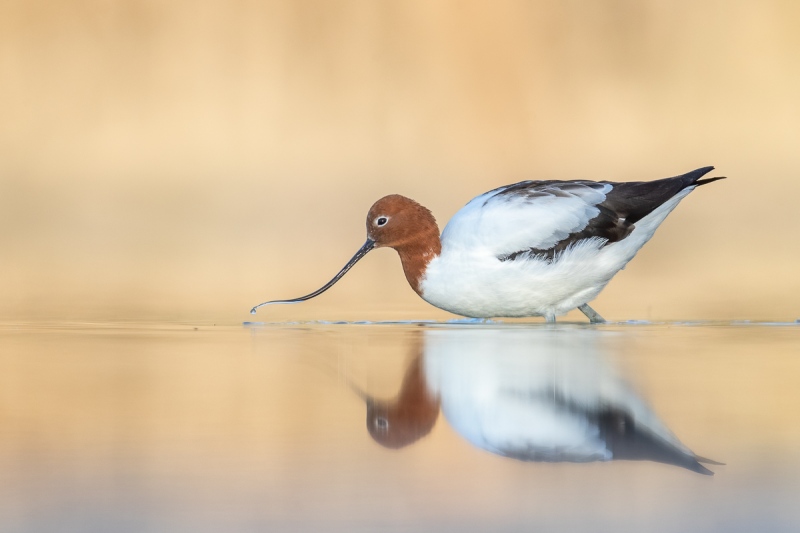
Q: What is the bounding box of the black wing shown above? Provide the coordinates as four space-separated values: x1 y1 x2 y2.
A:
499 166 723 262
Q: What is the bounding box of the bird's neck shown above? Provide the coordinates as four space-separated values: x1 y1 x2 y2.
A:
396 230 442 296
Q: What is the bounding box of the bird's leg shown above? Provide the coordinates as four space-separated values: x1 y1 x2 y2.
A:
578 304 606 324
545 313 556 323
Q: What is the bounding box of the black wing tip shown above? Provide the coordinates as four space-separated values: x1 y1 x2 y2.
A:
696 176 726 186
685 166 726 187
685 166 714 180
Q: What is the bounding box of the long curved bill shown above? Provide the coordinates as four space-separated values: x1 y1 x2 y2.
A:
250 239 375 314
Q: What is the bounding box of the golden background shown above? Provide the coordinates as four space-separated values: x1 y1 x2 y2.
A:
2 0 799 323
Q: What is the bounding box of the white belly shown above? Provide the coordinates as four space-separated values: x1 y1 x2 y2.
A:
420 240 615 317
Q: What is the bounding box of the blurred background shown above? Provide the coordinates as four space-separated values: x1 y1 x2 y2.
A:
1 0 799 323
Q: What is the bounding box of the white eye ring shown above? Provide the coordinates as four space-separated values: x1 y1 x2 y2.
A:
374 417 389 431
375 216 389 227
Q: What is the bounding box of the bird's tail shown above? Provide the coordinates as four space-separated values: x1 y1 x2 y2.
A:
696 176 726 186
684 166 726 187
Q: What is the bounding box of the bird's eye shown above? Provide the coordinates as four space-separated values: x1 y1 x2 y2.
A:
374 417 389 431
376 216 388 227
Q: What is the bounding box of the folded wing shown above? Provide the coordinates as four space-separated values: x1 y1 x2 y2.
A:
440 167 716 261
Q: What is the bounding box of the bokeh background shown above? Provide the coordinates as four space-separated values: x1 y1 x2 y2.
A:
2 0 799 323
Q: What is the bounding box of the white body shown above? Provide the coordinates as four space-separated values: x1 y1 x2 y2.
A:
420 185 695 318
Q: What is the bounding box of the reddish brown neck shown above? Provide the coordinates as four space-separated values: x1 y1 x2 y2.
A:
395 230 442 295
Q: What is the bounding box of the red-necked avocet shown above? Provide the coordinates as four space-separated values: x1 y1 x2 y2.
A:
251 166 724 322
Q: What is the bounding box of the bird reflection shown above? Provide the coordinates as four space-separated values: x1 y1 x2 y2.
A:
351 328 719 475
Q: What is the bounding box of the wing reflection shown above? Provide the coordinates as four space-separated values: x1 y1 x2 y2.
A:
352 328 719 475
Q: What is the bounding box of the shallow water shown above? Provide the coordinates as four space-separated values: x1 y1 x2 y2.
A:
1 321 799 532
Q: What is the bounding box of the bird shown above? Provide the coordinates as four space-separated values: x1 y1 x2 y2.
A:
251 166 724 322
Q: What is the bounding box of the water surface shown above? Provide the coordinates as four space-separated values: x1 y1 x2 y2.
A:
1 321 798 532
